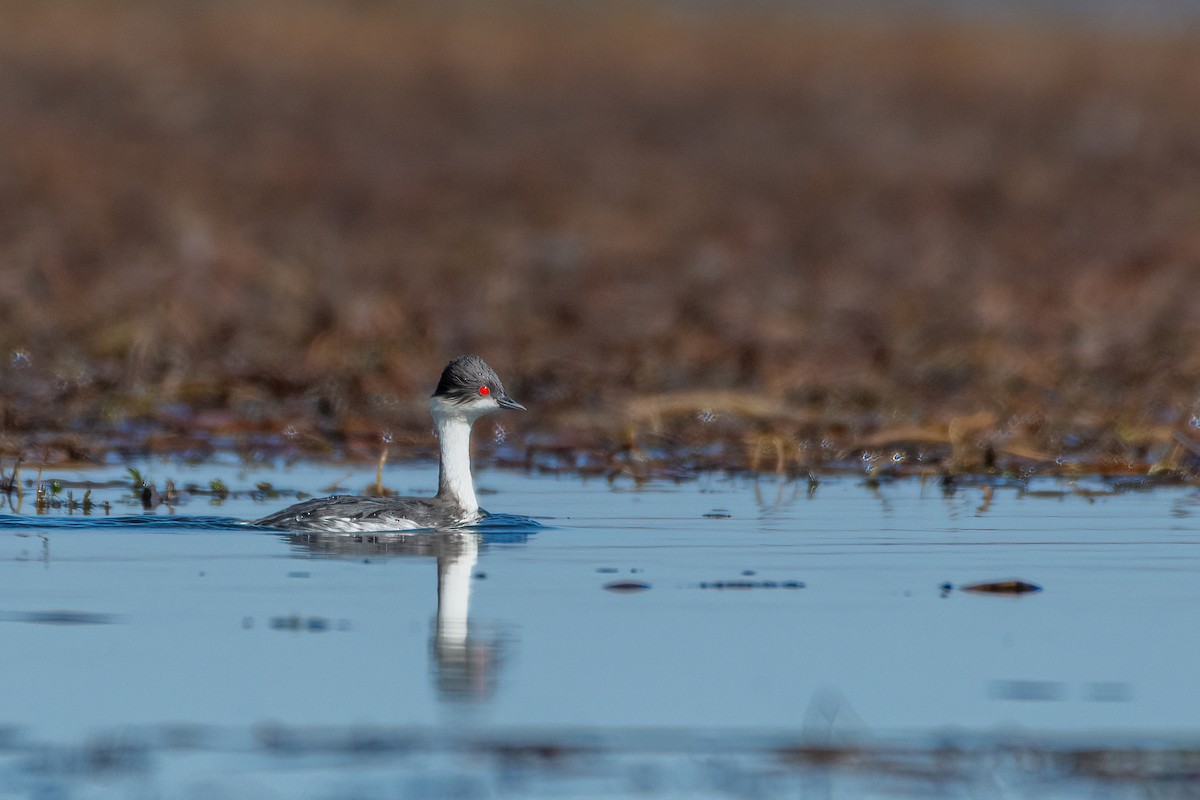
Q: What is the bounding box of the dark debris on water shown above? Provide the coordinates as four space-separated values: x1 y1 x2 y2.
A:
0 610 119 625
955 580 1043 595
266 615 351 632
697 580 805 590
603 581 651 593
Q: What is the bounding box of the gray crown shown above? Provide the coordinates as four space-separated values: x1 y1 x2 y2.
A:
433 355 506 401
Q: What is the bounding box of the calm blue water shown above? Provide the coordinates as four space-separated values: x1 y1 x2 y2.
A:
0 459 1197 797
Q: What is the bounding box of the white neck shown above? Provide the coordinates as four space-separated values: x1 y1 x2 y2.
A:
432 407 478 515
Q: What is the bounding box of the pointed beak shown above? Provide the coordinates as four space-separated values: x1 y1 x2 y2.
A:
497 395 526 411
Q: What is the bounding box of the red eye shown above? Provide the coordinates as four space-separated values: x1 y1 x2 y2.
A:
479 386 490 396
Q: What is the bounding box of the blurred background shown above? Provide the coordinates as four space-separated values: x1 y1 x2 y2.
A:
2 0 1199 471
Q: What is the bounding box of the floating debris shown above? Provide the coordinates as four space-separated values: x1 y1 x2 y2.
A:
1 610 118 625
703 510 731 519
697 580 805 590
603 581 650 593
989 679 1132 702
268 614 348 631
959 580 1042 595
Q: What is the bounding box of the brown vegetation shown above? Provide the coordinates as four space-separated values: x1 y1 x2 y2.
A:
1 2 1199 476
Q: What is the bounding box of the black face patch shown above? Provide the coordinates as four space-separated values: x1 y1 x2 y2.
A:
433 355 507 403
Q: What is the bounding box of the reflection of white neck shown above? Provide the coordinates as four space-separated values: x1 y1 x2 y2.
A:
437 535 479 645
432 407 478 515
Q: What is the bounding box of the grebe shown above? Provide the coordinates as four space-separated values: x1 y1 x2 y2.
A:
256 355 524 532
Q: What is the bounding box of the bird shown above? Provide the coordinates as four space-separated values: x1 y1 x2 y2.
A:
256 355 524 532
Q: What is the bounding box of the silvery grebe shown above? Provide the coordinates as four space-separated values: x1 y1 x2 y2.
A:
256 355 524 532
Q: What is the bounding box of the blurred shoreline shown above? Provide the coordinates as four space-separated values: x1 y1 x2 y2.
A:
1 3 1198 476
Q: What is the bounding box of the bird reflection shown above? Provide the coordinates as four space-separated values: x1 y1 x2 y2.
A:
285 530 503 702
430 533 497 701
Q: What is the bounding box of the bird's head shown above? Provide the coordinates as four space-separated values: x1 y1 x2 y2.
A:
429 355 525 421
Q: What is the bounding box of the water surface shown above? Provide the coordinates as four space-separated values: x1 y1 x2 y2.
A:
0 460 1197 797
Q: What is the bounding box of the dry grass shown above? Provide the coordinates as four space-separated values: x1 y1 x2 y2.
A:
1 2 1199 475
